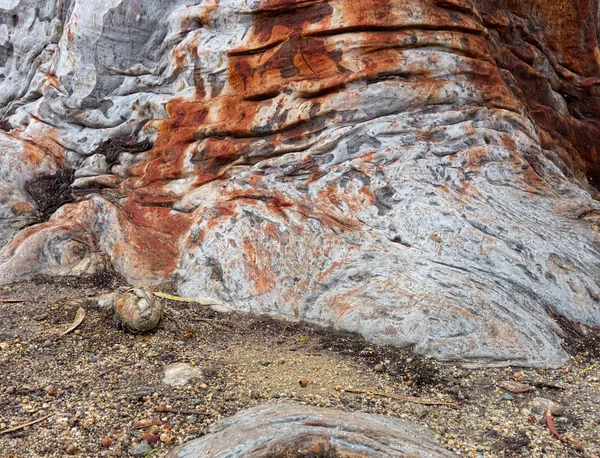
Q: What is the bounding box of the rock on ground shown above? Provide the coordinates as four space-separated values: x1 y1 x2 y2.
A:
167 403 458 458
0 0 599 366
162 362 203 387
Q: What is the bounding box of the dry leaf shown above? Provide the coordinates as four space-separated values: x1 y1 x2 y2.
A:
546 409 583 450
499 381 536 393
60 307 86 337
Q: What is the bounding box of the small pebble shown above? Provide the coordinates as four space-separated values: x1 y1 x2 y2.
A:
502 393 514 401
144 434 160 446
160 432 174 445
101 436 113 448
374 363 384 372
44 384 56 396
129 442 153 457
299 378 310 388
0 342 9 351
6 386 16 395
64 444 77 455
531 398 566 416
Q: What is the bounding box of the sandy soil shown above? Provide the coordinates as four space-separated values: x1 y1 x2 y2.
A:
0 274 599 457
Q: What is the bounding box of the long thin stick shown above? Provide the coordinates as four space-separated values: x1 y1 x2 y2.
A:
0 414 52 435
344 388 460 409
159 408 211 416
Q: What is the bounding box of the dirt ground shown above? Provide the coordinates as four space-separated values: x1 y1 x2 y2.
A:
0 274 599 458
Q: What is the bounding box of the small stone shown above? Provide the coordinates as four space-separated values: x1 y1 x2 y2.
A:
0 342 9 351
145 434 160 446
83 418 95 429
373 363 384 372
22 384 37 392
159 432 174 445
6 386 16 395
299 377 310 388
132 419 152 429
101 436 113 448
502 393 514 401
42 340 52 348
115 289 163 333
162 362 203 387
129 442 153 456
64 444 77 455
44 384 56 396
531 398 566 416
97 291 118 311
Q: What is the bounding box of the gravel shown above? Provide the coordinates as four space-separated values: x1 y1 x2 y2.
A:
0 274 599 457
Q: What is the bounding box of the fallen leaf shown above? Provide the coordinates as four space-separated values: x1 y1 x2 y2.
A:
546 409 583 450
297 336 308 342
60 307 86 337
499 381 536 393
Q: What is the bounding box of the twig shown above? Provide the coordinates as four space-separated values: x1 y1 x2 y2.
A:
530 380 565 390
344 388 459 409
0 414 53 435
158 408 211 416
0 298 25 303
190 317 216 323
